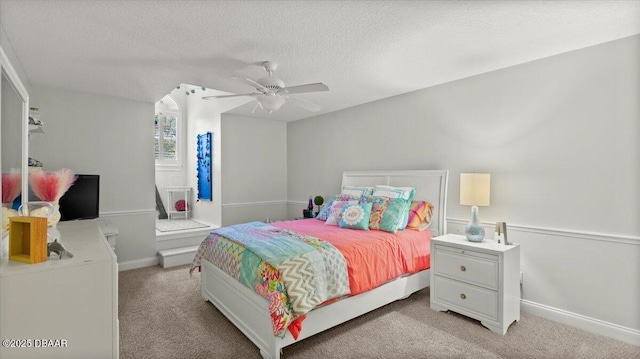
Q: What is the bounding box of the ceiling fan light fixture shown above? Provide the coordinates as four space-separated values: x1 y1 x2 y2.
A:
257 76 285 91
206 61 327 113
257 95 285 113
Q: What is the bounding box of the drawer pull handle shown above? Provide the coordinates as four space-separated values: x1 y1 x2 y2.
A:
460 265 466 272
460 293 467 300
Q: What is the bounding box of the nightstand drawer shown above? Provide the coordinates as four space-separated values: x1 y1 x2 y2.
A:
434 246 498 290
434 275 498 321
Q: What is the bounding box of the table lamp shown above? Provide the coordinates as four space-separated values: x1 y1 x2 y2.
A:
460 173 490 242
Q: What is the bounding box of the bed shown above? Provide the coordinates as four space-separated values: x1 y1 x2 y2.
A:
193 170 448 359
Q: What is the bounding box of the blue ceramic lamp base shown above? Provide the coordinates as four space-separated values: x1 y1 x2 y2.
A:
465 224 485 242
465 206 485 242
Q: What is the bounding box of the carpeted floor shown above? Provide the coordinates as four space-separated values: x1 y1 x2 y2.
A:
119 265 640 359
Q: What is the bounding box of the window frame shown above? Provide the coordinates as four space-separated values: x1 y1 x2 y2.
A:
154 97 183 170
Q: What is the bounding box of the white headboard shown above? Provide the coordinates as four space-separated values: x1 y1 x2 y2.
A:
342 170 449 236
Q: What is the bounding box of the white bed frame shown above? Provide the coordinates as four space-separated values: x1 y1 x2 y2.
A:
201 170 449 359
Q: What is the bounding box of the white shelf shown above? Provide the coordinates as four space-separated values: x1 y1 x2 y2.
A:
28 124 44 134
166 186 191 220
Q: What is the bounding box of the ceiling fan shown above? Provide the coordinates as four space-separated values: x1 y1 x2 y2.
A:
202 61 329 113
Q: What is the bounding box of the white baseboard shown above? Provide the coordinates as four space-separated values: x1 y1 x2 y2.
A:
158 246 199 268
521 299 640 346
118 256 159 271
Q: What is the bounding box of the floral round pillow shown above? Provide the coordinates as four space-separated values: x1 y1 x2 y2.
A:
339 203 372 230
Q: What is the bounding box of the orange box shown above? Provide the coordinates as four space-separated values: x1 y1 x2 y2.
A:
9 216 48 264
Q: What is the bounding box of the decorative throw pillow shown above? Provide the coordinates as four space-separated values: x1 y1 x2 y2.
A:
406 201 434 231
324 200 358 226
371 185 416 230
372 185 416 201
359 195 406 233
339 203 372 230
315 194 360 221
341 185 373 197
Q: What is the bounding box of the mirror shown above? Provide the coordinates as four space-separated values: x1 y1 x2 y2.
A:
1 46 29 256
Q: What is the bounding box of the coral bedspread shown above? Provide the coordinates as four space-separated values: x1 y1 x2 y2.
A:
274 219 432 295
191 219 432 338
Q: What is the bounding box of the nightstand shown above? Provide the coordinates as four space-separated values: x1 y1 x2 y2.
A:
430 233 520 335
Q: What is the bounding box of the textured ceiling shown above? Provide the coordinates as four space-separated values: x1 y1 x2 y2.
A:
1 1 639 122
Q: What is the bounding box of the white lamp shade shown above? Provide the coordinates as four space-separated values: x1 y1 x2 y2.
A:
256 95 285 113
460 173 491 206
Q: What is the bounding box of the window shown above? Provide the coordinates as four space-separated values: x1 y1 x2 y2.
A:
155 114 177 160
155 95 181 167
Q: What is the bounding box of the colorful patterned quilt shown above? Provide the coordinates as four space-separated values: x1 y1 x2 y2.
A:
190 222 350 338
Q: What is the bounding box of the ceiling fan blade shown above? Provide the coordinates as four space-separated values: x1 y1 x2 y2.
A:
231 76 268 91
202 93 260 100
279 82 329 95
286 96 322 112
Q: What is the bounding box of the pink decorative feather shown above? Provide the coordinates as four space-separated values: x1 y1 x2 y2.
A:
29 168 76 202
1 171 22 204
54 168 76 201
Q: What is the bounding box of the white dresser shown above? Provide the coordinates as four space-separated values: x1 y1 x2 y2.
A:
430 233 520 335
0 220 118 358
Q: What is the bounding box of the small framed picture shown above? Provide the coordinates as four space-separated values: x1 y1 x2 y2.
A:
494 222 509 245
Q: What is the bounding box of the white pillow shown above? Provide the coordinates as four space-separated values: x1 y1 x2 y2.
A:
341 185 373 197
371 185 415 200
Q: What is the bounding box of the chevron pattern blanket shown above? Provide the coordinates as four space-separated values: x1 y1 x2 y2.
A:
190 222 349 338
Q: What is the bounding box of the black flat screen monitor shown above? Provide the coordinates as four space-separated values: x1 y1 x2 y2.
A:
59 174 100 221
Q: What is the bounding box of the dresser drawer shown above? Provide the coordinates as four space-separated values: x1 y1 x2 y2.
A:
434 275 498 321
434 246 498 290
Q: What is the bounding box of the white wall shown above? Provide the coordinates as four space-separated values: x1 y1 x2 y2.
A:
221 114 288 225
29 87 157 266
153 87 259 255
186 90 221 226
153 98 287 254
154 94 187 217
1 22 32 210
165 85 253 228
154 86 253 225
1 75 22 172
155 168 186 215
0 23 31 93
287 35 640 344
